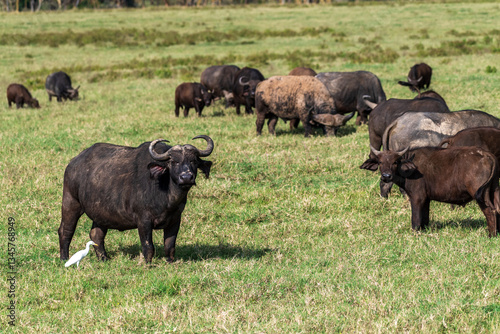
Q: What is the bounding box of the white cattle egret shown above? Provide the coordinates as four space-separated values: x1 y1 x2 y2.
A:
65 241 98 268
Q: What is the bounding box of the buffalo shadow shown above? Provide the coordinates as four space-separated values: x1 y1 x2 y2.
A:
274 123 357 137
429 217 490 233
119 242 273 262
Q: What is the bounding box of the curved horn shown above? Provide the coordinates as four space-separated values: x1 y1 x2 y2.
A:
395 146 409 156
149 139 171 161
370 145 382 157
75 85 80 91
192 135 214 157
239 76 250 86
363 96 378 109
343 111 355 123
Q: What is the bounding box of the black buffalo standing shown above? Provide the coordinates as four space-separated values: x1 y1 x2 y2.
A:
58 136 214 263
174 82 212 117
316 71 386 125
200 65 240 108
6 83 40 109
45 71 80 102
232 67 265 115
398 63 433 94
361 146 500 237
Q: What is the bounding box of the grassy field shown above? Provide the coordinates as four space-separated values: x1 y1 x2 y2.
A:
1 2 500 332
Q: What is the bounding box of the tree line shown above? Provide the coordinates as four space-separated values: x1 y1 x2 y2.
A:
2 0 341 11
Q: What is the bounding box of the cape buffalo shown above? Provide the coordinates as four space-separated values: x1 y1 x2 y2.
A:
440 127 500 161
289 67 317 77
174 82 212 117
383 110 500 153
398 63 432 94
377 110 500 198
45 71 80 102
58 136 214 263
255 76 354 137
6 83 40 109
361 146 500 237
364 91 450 159
287 67 318 129
232 67 265 115
200 65 240 108
315 71 386 125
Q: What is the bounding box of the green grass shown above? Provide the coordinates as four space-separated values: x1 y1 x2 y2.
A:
1 2 500 332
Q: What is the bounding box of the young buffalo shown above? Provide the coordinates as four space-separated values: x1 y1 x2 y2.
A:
7 83 40 109
361 146 500 236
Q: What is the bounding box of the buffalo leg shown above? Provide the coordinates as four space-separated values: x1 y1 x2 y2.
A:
410 198 430 231
267 117 278 136
174 104 180 117
195 104 203 117
184 107 190 118
244 98 253 114
289 118 299 130
477 201 497 237
235 103 241 115
89 222 109 260
138 222 155 263
163 219 181 263
256 115 266 136
301 117 312 137
58 190 84 260
15 97 23 109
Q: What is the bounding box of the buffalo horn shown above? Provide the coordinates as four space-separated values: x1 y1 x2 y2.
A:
343 111 355 123
370 145 409 157
395 146 409 156
149 139 171 161
239 76 250 86
192 135 214 157
370 145 382 157
362 96 378 109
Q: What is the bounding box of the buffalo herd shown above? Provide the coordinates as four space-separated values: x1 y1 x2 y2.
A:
6 61 500 263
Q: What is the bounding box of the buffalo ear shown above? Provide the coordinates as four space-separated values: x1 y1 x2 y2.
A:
148 163 168 179
398 160 417 177
198 159 212 179
360 158 379 171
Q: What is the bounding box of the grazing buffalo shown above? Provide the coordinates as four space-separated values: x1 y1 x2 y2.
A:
45 71 80 102
316 71 386 125
175 82 212 117
377 110 500 198
363 91 450 159
289 67 317 77
440 127 500 161
58 136 214 263
232 67 265 115
361 146 500 237
287 67 318 129
255 76 354 137
398 63 432 94
383 110 500 153
6 83 40 109
200 65 240 108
